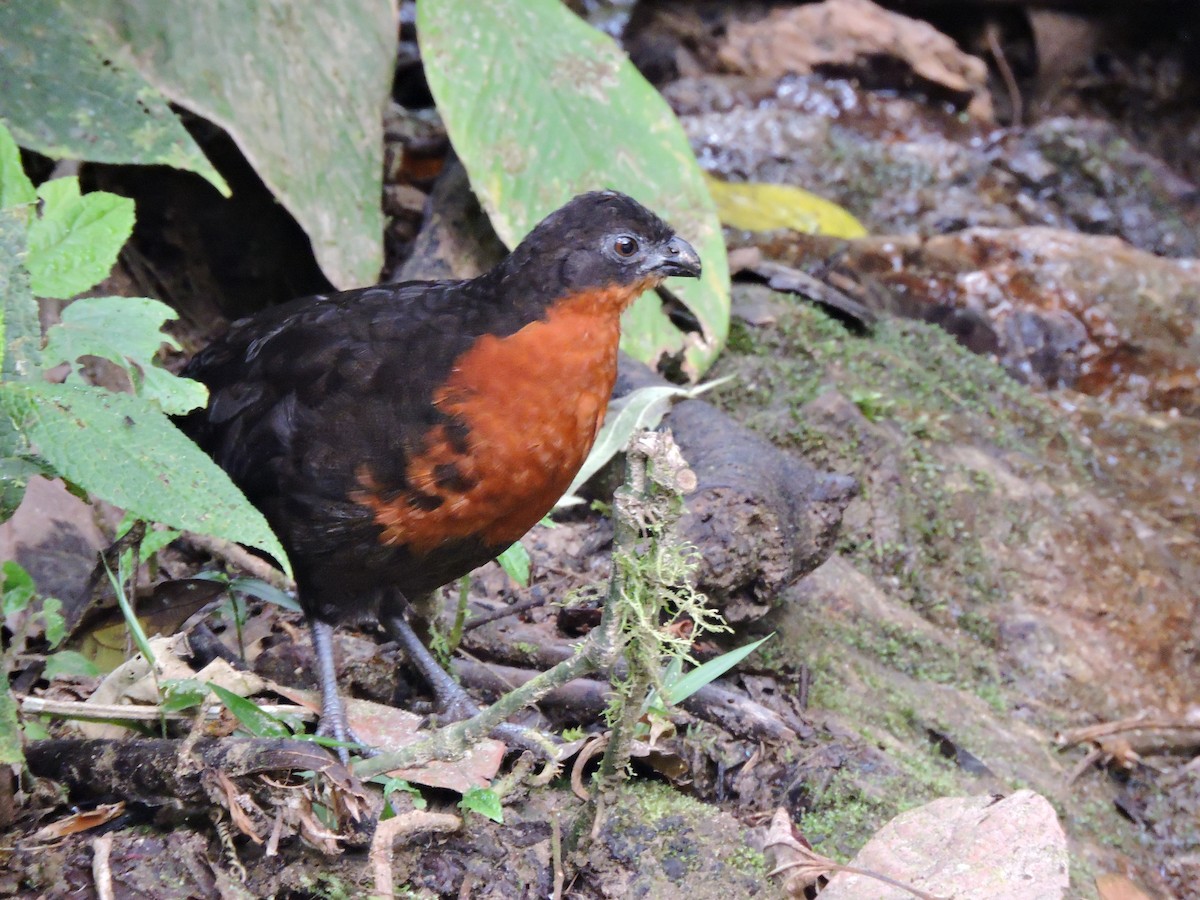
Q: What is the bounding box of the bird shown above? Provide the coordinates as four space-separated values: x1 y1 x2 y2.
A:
179 190 702 759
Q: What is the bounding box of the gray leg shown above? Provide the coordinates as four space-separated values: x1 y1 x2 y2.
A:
310 617 353 764
382 609 480 720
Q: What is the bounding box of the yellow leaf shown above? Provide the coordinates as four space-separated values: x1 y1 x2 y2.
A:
703 173 868 239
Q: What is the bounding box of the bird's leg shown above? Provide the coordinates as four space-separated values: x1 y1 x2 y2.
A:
382 603 480 721
310 617 356 765
383 593 562 758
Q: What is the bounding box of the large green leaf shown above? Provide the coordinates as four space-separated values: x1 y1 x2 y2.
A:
0 206 39 382
0 381 291 576
26 178 135 300
41 295 208 414
0 123 36 212
73 0 396 288
419 0 730 379
0 1 228 196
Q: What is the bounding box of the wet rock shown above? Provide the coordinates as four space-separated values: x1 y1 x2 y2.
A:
839 227 1200 411
671 76 1199 256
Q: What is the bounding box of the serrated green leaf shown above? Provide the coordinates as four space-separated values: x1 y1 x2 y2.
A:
1 560 36 616
26 178 135 299
208 682 292 738
496 541 531 587
374 776 428 815
0 206 40 380
0 457 47 521
69 0 394 287
457 786 503 823
44 649 101 679
161 678 209 713
0 381 291 576
116 514 181 560
0 120 36 211
0 678 21 765
0 2 228 195
419 0 730 378
42 596 66 646
42 295 208 413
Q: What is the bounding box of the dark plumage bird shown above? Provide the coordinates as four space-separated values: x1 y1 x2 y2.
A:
180 191 702 757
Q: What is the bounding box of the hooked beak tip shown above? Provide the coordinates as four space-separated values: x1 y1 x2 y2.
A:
654 237 702 279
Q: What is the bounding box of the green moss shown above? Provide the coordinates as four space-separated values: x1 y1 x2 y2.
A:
725 845 768 875
799 760 960 861
295 874 356 900
622 779 702 825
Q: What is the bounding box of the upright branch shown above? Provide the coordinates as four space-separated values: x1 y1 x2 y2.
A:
353 430 704 781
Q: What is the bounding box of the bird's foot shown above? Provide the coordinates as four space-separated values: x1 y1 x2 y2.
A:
383 612 562 759
311 618 375 764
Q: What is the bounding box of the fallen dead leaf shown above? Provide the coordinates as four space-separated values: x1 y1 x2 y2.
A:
273 687 505 792
1095 873 1155 900
29 801 125 842
718 0 991 118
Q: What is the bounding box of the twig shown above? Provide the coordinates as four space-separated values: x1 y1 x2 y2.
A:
184 532 294 592
461 595 546 631
370 811 462 899
92 833 115 900
19 695 314 723
985 20 1022 126
1057 715 1200 747
550 814 565 900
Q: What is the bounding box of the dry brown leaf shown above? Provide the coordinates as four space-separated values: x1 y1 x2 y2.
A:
272 686 505 791
29 801 125 842
718 0 991 118
216 769 263 844
763 807 837 894
1095 873 1155 900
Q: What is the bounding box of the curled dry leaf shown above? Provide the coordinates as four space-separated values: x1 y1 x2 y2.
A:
763 807 837 894
29 801 125 843
764 807 949 900
718 0 991 118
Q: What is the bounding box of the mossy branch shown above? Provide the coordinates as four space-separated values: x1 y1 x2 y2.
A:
352 430 706 781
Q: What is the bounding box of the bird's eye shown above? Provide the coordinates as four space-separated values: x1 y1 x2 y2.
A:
613 235 639 258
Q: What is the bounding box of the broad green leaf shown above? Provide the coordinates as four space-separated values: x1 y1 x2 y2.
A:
419 0 731 379
42 295 208 414
458 786 503 823
663 634 772 705
0 457 48 521
0 1 228 195
161 678 210 713
0 381 291 576
208 682 292 738
703 174 869 239
116 515 181 560
0 206 40 380
43 649 101 679
0 680 21 766
373 775 428 816
42 597 66 646
73 0 395 288
26 179 135 299
0 121 35 211
496 541 531 587
1 560 36 617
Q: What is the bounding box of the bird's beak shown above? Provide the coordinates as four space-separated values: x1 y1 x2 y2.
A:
648 237 702 279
